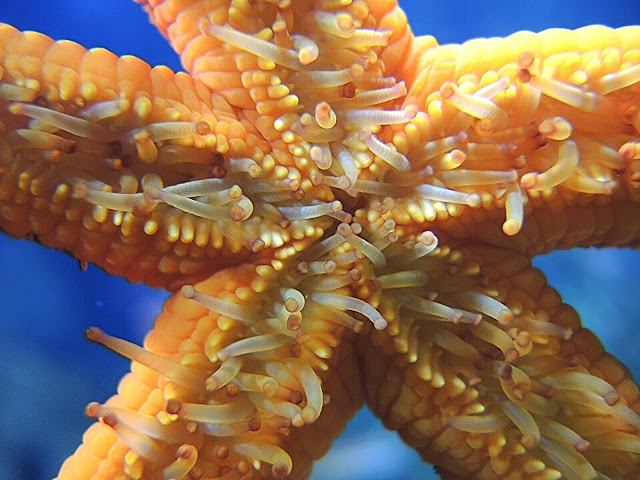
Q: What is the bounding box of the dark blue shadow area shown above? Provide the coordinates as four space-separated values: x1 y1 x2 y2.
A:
0 1 638 479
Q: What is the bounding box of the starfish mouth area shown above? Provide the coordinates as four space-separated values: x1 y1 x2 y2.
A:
75 217 503 479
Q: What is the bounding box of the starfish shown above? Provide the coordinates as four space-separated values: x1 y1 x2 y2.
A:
1 2 640 480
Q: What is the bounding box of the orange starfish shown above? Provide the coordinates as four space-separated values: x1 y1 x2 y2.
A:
1 1 640 480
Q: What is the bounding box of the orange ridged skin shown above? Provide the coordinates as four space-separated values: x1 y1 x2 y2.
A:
0 23 269 288
389 25 640 255
1 0 640 479
0 23 332 289
135 0 413 93
56 266 364 480
358 244 640 479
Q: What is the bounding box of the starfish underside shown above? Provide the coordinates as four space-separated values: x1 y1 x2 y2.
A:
1 1 640 479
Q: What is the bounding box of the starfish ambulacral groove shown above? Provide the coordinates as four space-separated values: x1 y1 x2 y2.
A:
1 0 640 480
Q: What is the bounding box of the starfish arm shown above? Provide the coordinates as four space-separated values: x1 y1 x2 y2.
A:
364 25 640 255
133 0 414 106
0 23 335 289
358 242 640 479
57 264 365 480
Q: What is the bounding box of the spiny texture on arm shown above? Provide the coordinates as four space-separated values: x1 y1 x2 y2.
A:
381 25 640 255
134 0 413 95
358 242 640 479
0 23 284 288
2 0 640 479
56 265 365 480
0 0 414 290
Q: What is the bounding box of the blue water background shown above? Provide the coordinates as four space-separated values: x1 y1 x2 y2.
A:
0 1 639 478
